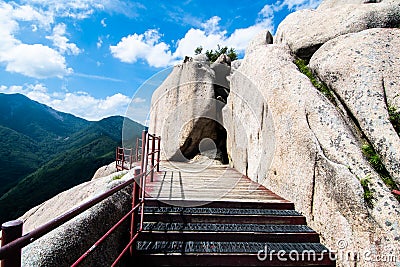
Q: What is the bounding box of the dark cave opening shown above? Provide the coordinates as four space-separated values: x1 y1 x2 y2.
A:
177 118 229 164
171 60 231 164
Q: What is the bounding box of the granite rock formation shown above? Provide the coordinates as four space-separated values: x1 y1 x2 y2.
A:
222 31 399 266
149 54 229 163
275 0 400 59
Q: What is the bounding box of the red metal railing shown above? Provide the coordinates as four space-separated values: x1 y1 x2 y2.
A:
116 147 134 171
134 137 143 163
116 136 146 171
144 133 161 182
0 129 161 267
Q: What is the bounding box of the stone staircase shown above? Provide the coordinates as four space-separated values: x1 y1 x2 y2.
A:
132 199 335 266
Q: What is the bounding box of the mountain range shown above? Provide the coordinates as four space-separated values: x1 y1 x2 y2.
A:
0 93 143 224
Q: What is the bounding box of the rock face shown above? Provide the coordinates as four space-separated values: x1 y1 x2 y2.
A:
275 0 400 59
317 0 383 10
91 161 119 179
310 28 400 187
230 60 242 74
20 170 131 266
222 31 400 266
214 53 231 66
149 55 229 163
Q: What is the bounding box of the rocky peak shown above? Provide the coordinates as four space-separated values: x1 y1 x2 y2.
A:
275 0 400 59
317 0 384 10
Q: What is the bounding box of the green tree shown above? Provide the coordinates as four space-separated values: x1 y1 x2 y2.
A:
194 46 203 55
226 47 238 61
195 44 238 62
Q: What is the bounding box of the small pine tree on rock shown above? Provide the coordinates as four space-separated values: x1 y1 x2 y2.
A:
194 45 238 62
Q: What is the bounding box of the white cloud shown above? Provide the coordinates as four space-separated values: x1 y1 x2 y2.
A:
201 16 222 34
21 0 145 19
171 28 224 60
20 0 98 19
101 18 107 27
3 44 72 78
0 1 134 79
176 7 274 56
46 23 81 55
110 29 174 68
11 3 53 28
50 92 131 121
110 5 274 68
132 97 146 103
97 37 103 48
0 83 132 121
259 4 274 18
275 0 322 11
74 72 123 82
0 2 73 79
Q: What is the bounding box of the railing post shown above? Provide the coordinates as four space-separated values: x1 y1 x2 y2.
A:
157 137 161 172
146 138 150 175
151 135 156 182
135 138 139 163
115 147 118 170
121 148 124 169
1 220 23 267
129 148 133 170
130 167 141 256
140 130 147 173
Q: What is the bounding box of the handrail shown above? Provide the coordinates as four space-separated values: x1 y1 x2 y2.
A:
0 129 161 267
0 173 142 258
144 134 161 182
116 147 135 171
70 162 159 267
71 201 142 267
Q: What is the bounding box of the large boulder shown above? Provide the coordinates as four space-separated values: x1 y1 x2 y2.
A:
317 0 383 10
211 59 231 103
91 161 119 180
275 0 400 59
223 32 400 266
310 28 400 187
149 56 229 162
214 53 231 66
20 171 133 266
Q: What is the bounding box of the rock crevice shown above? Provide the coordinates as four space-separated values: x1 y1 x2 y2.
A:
149 54 231 163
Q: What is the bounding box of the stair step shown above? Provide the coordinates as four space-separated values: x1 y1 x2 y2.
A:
136 241 329 254
143 206 306 224
144 214 307 225
139 223 319 243
144 213 306 225
142 223 314 233
132 199 335 266
145 199 295 210
144 206 301 216
134 254 335 266
134 241 335 266
139 232 320 243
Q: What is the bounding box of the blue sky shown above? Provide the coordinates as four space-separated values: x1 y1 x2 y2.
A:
0 0 321 123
